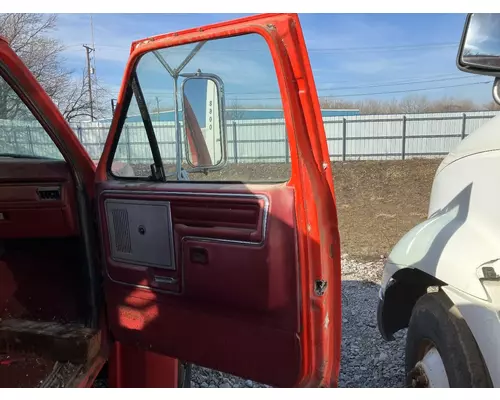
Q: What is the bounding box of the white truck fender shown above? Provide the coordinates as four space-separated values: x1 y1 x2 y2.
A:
441 285 500 388
380 187 490 302
382 144 500 302
377 179 500 342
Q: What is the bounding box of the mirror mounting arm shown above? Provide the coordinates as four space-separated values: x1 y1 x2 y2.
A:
151 42 207 181
153 41 206 79
493 77 500 105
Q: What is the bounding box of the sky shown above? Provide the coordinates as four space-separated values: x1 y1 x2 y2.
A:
48 13 496 113
464 13 500 56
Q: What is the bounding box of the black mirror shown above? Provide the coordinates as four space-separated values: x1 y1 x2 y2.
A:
181 74 227 170
458 13 500 76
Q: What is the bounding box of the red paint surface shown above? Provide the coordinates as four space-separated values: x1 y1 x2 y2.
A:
95 13 341 388
108 342 178 388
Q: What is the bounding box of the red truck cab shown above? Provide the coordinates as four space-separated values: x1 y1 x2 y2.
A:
0 14 342 388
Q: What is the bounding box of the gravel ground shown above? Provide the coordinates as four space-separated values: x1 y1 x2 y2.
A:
337 254 406 388
189 254 407 388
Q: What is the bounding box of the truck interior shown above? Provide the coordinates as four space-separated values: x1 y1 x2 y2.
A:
0 76 102 387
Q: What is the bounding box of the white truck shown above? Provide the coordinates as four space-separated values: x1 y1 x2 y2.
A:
377 13 500 388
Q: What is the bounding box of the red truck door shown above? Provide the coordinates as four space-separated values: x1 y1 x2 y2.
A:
95 13 342 388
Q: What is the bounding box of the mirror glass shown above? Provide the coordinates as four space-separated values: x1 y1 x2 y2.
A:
461 13 500 69
182 77 223 168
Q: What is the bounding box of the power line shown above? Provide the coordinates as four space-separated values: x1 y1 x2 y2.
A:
317 81 492 99
225 74 479 96
329 75 480 91
134 77 491 101
136 73 471 97
108 72 473 96
317 72 467 87
307 42 457 53
137 79 491 102
65 41 458 54
229 80 492 101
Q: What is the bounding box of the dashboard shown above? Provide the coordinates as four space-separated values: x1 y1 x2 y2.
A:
0 159 79 239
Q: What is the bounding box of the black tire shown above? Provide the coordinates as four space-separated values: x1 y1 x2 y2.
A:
405 291 492 388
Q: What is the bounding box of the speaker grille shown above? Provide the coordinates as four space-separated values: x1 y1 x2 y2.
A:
105 199 175 269
111 208 132 253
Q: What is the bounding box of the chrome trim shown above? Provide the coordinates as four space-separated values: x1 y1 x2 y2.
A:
173 76 182 180
97 189 270 295
180 72 228 172
105 269 183 296
154 276 178 285
180 235 264 248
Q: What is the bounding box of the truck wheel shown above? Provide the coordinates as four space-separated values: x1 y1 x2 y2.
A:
405 291 492 388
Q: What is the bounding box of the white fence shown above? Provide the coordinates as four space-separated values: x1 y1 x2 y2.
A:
1 111 499 162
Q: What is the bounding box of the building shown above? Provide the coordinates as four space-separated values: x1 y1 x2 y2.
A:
100 108 360 124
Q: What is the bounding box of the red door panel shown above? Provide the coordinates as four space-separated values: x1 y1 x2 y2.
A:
97 182 301 386
108 287 301 388
96 13 341 388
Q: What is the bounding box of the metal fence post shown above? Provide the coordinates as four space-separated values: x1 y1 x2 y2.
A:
342 118 347 161
13 126 18 153
232 121 238 164
126 125 132 163
27 126 34 155
461 113 467 140
77 125 83 142
401 116 407 160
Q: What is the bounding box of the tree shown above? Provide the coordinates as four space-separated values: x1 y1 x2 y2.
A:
0 13 107 122
483 100 500 111
55 68 109 122
319 94 498 114
225 98 246 120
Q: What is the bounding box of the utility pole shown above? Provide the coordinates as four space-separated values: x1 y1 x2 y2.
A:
83 44 95 121
90 15 96 72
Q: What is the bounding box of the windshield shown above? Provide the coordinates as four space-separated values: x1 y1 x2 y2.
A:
0 74 63 160
111 33 290 183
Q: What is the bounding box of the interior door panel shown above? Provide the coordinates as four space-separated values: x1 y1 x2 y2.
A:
97 182 301 386
0 160 79 239
94 13 341 388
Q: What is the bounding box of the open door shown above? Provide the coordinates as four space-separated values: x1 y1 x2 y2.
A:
95 13 341 388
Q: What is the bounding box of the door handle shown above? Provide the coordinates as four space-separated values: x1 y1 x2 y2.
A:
190 247 208 264
154 276 178 285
